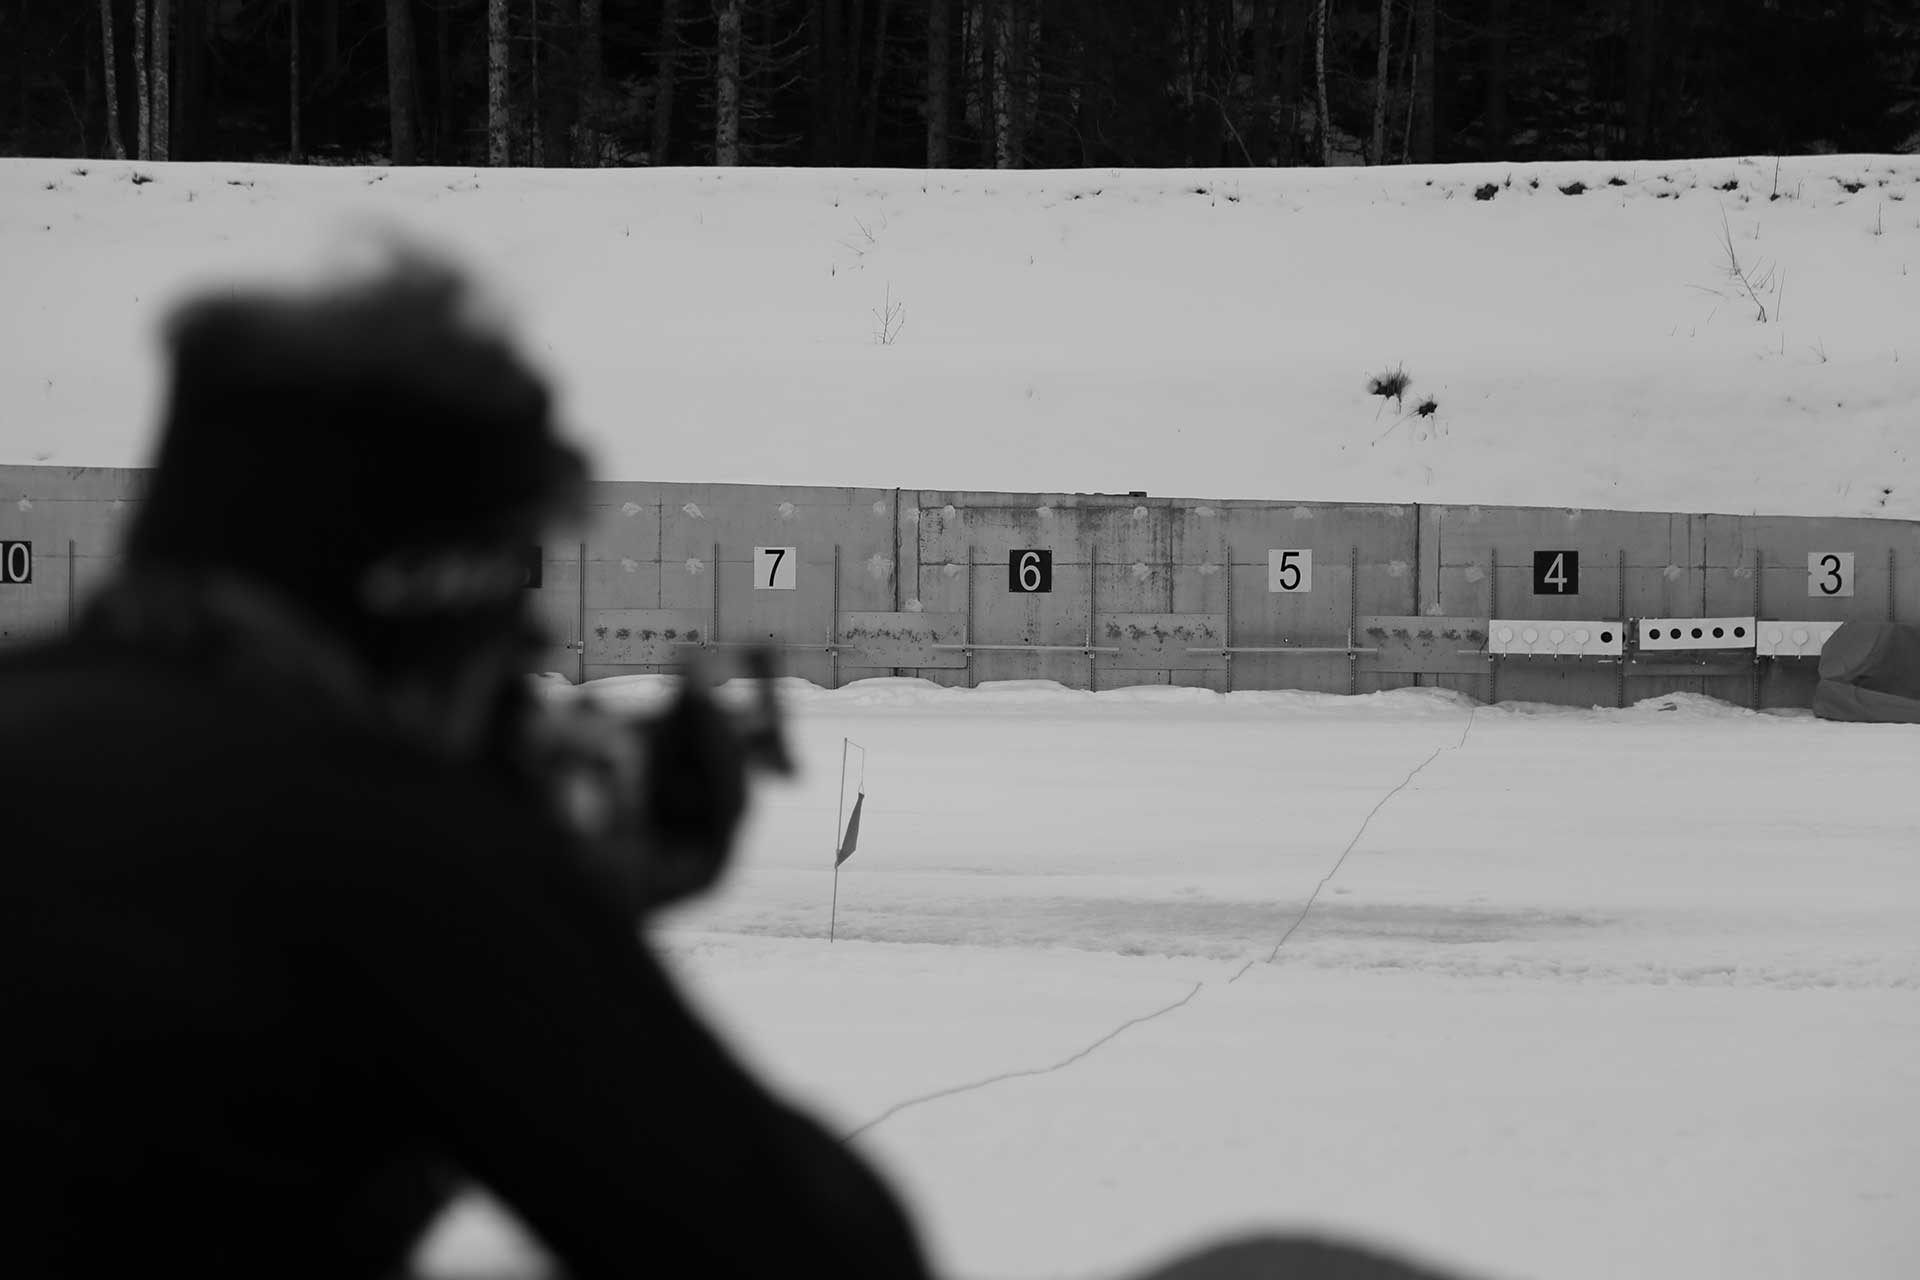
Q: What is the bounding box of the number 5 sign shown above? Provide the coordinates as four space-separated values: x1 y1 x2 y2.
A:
754 546 798 590
1268 550 1311 592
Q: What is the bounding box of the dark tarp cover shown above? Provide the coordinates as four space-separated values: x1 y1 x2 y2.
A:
1811 621 1920 722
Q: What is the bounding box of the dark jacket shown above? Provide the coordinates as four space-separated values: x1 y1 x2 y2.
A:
0 580 931 1280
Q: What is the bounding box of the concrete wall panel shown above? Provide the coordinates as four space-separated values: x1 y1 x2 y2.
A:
1213 502 1416 695
12 464 1920 710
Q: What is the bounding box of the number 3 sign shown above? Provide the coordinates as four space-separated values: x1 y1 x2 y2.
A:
754 546 798 590
1808 552 1853 598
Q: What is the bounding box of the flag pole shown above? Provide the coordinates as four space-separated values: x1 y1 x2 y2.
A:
831 736 849 942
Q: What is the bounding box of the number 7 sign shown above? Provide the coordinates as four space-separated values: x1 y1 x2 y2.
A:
754 546 798 590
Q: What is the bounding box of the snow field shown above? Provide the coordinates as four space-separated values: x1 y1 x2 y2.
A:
457 679 1920 1279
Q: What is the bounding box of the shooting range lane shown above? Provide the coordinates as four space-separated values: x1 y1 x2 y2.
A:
653 684 1920 1280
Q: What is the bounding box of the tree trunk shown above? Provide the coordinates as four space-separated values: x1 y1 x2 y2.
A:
715 0 742 164
1250 0 1274 164
577 0 603 164
152 0 169 159
528 0 540 164
173 0 204 159
821 0 844 161
319 0 338 149
540 0 578 166
386 0 418 163
1370 0 1390 163
1626 0 1656 156
1276 0 1306 164
133 0 149 159
291 0 303 161
651 0 678 162
1411 0 1434 162
999 0 1022 167
1483 0 1508 158
1398 0 1414 161
435 0 450 161
1313 0 1329 165
100 0 126 159
927 0 950 165
991 1 1013 167
488 0 509 163
861 0 892 165
545 0 581 166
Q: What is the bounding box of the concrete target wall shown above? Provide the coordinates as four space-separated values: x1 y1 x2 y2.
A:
4 463 1917 711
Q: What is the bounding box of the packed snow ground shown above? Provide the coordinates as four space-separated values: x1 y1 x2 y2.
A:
4 155 1920 517
412 677 1920 1280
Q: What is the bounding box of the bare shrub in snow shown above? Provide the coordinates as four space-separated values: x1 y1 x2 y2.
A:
871 284 906 346
1367 365 1411 407
1717 207 1778 322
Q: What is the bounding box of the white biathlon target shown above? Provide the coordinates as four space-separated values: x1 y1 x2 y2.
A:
1635 617 1755 651
1487 619 1624 657
1754 619 1847 658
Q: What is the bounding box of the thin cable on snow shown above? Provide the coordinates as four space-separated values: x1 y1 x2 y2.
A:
842 710 1479 1143
1229 708 1479 983
842 981 1204 1144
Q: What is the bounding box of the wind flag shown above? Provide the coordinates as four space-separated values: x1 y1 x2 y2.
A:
835 791 865 867
830 738 868 943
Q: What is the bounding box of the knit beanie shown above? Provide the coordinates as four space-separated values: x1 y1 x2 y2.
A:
125 248 589 660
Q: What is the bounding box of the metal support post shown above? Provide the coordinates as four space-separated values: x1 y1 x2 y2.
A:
964 544 975 689
1750 549 1763 711
830 544 842 690
1347 546 1359 696
1088 548 1099 693
1616 549 1628 709
577 541 587 684
1224 550 1235 693
67 539 76 633
1487 550 1499 706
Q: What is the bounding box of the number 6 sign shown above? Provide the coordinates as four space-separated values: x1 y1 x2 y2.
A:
754 546 798 590
1009 549 1052 593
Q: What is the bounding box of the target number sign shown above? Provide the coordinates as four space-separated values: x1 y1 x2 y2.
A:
754 546 798 590
1268 550 1312 593
0 540 29 585
1010 549 1052 593
1533 550 1579 595
1808 552 1853 598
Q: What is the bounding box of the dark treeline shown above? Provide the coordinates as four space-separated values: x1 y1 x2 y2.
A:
4 1 1917 168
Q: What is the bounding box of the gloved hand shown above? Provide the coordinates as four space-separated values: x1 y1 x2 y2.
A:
524 647 793 915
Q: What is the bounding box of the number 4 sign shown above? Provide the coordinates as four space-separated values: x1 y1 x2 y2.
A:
1533 550 1579 595
754 546 798 590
